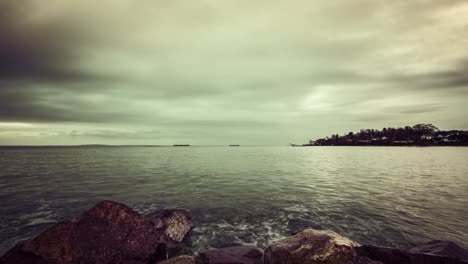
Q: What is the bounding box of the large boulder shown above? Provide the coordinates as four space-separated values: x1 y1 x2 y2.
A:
0 201 166 264
356 245 468 264
146 208 193 245
410 240 468 261
158 255 196 264
195 246 263 264
264 229 359 264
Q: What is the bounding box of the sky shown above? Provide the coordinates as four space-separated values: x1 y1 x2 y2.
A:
1 0 468 145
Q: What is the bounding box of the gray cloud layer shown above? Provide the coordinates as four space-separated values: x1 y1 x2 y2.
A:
1 0 468 145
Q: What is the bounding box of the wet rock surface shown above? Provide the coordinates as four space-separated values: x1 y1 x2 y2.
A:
158 255 196 264
145 208 194 258
195 246 263 264
146 208 194 245
356 244 468 264
264 229 359 264
0 201 166 264
410 240 468 261
343 256 383 264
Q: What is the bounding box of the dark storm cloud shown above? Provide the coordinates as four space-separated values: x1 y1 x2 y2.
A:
0 86 64 122
1 0 468 144
0 84 138 123
0 1 156 124
0 1 101 82
0 1 125 123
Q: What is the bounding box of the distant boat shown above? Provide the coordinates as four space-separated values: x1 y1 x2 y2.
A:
78 144 111 147
290 143 314 147
173 144 190 147
229 145 240 147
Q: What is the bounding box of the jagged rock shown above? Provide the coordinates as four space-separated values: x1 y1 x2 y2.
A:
356 245 468 264
0 201 166 264
195 246 263 264
158 255 196 264
264 229 359 264
410 240 468 261
145 208 194 258
146 208 193 245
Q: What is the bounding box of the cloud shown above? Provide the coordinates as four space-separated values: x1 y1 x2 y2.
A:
0 0 467 144
387 59 468 91
0 1 96 82
392 104 443 115
67 129 162 139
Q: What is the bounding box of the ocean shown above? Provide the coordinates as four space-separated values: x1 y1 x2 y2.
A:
1 146 467 254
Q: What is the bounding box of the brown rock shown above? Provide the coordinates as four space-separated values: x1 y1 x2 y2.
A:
146 208 193 245
0 200 166 264
264 229 359 264
195 246 263 264
158 255 196 264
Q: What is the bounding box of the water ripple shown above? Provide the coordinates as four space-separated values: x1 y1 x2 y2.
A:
0 146 467 255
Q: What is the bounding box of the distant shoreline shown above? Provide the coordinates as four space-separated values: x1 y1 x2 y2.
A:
4 143 466 148
298 124 468 147
292 143 468 147
0 145 282 148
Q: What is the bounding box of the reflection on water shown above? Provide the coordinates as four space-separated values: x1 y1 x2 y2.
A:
0 146 467 254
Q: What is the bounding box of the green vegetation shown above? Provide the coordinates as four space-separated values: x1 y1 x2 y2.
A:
304 124 468 146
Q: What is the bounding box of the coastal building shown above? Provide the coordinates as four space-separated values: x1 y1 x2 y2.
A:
421 135 433 140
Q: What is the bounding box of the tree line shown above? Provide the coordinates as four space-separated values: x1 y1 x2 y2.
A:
308 124 468 146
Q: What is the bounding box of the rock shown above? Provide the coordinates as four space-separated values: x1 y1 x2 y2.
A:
355 245 410 264
0 200 166 264
264 229 359 264
410 240 468 261
195 246 263 264
145 208 194 258
356 245 468 264
212 242 247 249
146 208 193 245
158 255 196 264
343 256 383 264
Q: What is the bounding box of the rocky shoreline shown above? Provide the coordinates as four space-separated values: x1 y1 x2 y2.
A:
1 201 467 264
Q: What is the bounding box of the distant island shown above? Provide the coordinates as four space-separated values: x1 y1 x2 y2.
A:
295 124 468 146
